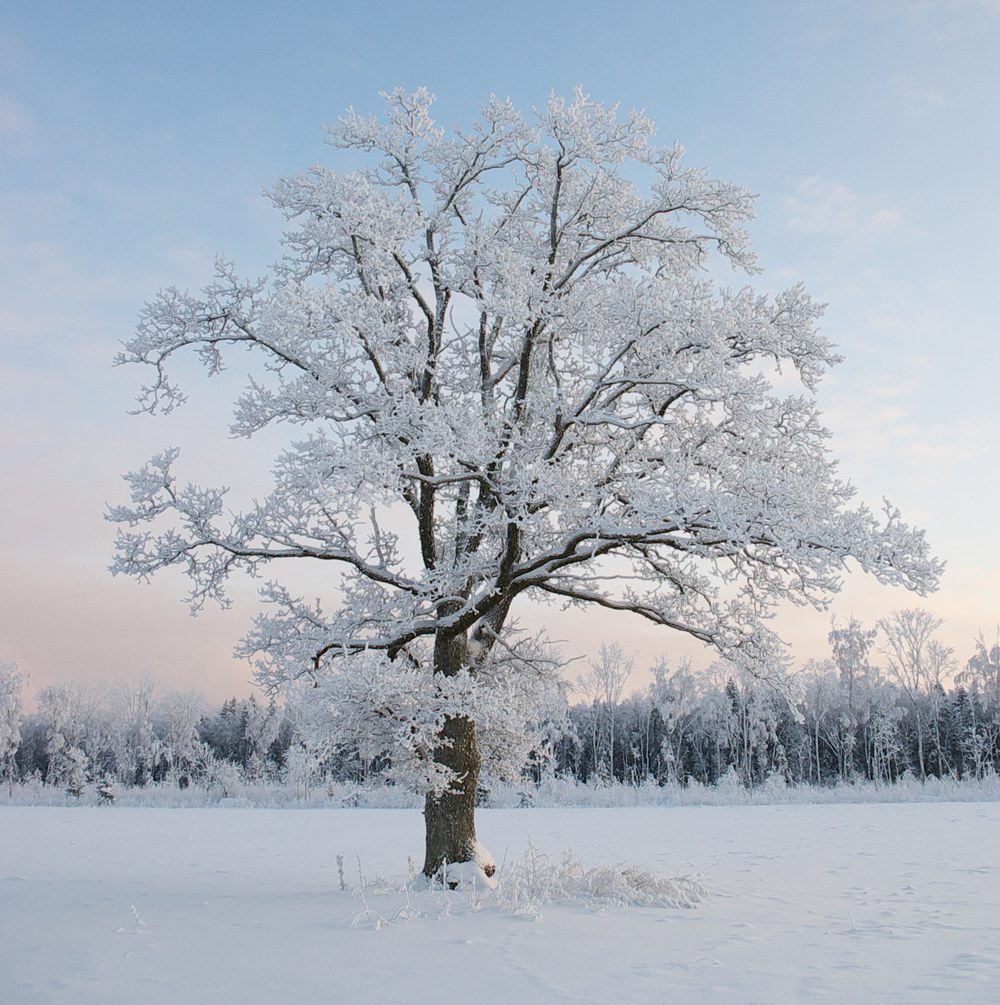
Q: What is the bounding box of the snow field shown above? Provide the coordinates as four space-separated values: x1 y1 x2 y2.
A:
2 802 999 1003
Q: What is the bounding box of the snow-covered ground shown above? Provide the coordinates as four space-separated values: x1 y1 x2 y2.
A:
2 803 998 1004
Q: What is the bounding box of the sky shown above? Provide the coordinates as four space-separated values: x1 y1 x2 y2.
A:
2 0 999 703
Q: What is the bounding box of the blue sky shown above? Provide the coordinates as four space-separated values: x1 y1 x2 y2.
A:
2 1 998 699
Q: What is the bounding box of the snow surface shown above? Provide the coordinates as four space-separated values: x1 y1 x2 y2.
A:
2 803 998 1003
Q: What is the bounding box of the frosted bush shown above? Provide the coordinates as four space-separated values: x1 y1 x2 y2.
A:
480 843 704 918
345 841 703 928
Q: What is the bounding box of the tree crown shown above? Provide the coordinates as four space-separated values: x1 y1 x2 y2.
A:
111 88 941 717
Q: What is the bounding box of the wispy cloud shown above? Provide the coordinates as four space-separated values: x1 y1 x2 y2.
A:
893 75 947 116
825 371 995 468
0 32 28 71
784 178 902 240
0 95 38 153
911 0 1000 15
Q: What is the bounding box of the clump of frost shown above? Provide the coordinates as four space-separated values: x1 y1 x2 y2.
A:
341 842 702 929
713 765 750 800
484 842 705 918
758 771 789 797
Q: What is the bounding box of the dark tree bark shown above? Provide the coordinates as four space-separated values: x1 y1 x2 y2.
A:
422 712 482 878
422 626 483 879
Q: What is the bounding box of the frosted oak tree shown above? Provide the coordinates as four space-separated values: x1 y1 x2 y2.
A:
110 89 940 879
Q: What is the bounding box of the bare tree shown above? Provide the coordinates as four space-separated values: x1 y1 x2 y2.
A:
650 655 701 783
828 617 879 780
878 609 954 779
576 642 634 779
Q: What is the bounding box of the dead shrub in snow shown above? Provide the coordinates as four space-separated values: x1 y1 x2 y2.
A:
480 843 705 919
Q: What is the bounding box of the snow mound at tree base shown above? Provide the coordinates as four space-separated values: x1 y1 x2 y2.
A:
426 841 499 890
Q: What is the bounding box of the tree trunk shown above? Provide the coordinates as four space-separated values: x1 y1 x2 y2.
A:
422 626 482 879
914 706 927 781
422 713 482 878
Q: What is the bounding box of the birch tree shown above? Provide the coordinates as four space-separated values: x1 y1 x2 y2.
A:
575 642 634 779
110 88 940 878
878 609 953 780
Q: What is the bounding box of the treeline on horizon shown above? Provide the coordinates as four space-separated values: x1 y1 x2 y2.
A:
2 609 998 798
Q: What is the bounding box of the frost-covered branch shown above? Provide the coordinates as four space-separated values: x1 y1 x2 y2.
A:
111 88 941 806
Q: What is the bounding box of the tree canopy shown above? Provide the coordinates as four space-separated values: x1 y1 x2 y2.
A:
110 88 940 873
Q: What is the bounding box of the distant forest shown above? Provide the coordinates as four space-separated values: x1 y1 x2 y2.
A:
2 610 998 798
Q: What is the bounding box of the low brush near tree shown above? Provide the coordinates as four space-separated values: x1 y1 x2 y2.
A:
110 88 940 880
